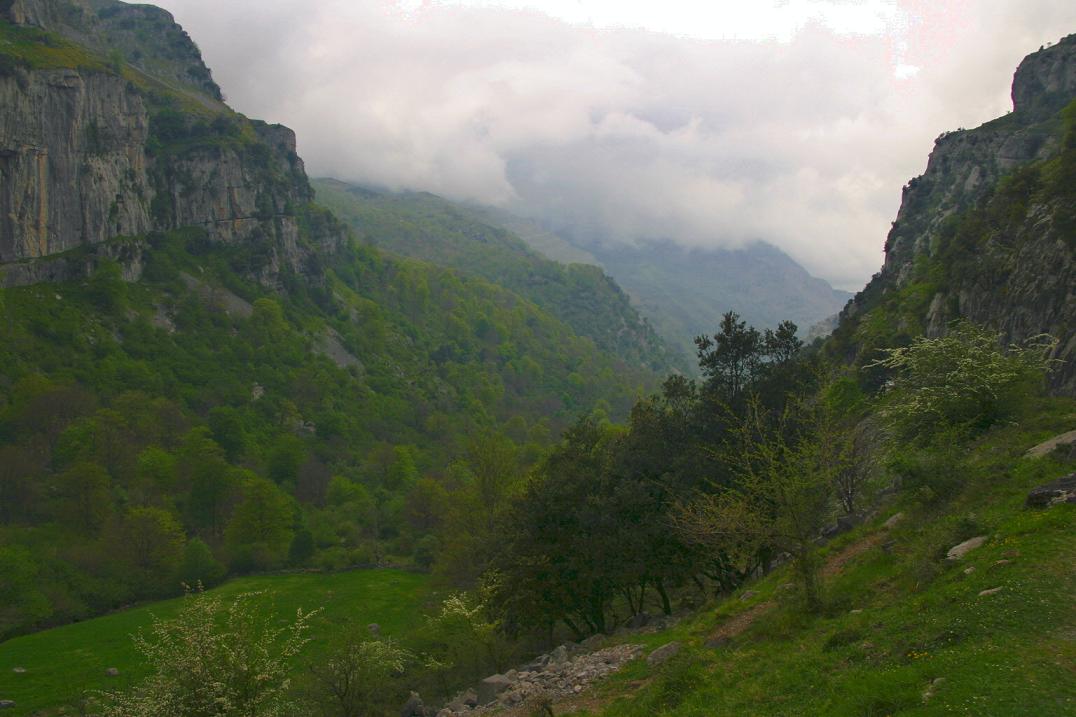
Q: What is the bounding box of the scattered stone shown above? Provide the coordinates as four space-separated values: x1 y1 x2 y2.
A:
368 623 381 636
478 674 513 705
883 512 905 529
105 667 120 677
739 590 758 602
1025 473 1076 508
11 668 25 674
1025 430 1076 458
963 566 976 575
946 535 987 560
978 587 1003 597
0 700 16 709
646 641 682 667
994 559 1011 567
580 634 604 650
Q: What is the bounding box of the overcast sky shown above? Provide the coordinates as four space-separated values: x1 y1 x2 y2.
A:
158 1 1075 289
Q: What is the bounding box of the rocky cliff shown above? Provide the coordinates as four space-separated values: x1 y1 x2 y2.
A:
0 0 343 285
833 35 1076 395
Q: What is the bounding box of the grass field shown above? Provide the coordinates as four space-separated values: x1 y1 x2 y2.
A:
0 569 432 716
567 405 1076 716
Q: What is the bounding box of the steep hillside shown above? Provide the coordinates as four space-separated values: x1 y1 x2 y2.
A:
0 0 656 641
313 179 687 373
830 35 1076 395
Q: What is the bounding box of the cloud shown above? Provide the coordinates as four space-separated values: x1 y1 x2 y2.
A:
159 0 1076 289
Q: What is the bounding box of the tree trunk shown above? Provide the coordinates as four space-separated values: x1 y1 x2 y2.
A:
655 578 672 616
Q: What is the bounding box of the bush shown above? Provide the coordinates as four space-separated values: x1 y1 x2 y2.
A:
871 321 1057 442
97 590 317 716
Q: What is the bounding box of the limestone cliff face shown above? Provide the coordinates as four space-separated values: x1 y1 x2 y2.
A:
837 35 1076 395
0 68 152 262
0 0 345 283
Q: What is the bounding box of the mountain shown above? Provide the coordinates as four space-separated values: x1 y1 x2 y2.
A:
829 35 1076 395
0 0 659 639
312 179 688 373
468 209 853 359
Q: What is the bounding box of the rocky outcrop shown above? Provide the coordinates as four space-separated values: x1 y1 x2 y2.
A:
0 68 152 262
0 1 346 285
836 35 1076 395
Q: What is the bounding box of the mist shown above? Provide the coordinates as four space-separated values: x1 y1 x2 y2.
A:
158 0 1076 289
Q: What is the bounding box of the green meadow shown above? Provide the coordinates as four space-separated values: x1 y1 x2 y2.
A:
0 569 431 716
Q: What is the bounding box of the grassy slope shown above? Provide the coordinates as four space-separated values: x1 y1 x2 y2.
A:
569 400 1075 716
0 569 431 716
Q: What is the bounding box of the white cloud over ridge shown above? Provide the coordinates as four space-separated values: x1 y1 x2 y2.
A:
160 0 1075 289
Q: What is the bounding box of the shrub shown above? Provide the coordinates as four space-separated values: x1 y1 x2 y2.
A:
97 590 317 716
870 321 1057 442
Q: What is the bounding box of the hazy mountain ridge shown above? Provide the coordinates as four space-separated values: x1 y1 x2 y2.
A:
312 178 688 374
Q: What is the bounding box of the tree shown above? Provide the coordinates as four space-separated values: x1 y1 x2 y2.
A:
98 590 317 717
303 634 411 717
695 311 762 408
176 538 226 588
106 507 187 597
225 476 295 572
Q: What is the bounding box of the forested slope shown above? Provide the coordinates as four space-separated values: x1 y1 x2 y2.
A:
312 179 687 374
0 1 655 640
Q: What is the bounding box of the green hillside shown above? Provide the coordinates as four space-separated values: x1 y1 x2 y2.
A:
562 407 1075 716
312 179 687 374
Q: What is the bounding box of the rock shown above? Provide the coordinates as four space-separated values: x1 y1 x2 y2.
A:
1026 473 1076 508
883 512 905 529
368 623 381 636
922 677 947 702
0 700 15 709
881 540 897 554
549 645 569 665
978 587 1003 597
436 710 453 717
705 635 731 649
105 667 120 676
477 675 513 705
1025 430 1076 458
739 590 758 602
11 668 25 674
946 535 987 560
400 691 427 717
461 689 478 708
628 612 650 628
994 559 1011 566
646 641 682 667
505 669 518 682
963 566 976 575
850 609 863 614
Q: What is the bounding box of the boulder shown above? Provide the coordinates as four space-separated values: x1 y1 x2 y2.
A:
105 667 120 676
1025 473 1076 508
549 645 569 665
400 692 426 717
883 512 905 529
946 535 987 560
646 641 682 667
978 587 1003 597
0 701 15 709
477 674 513 705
